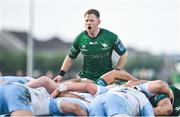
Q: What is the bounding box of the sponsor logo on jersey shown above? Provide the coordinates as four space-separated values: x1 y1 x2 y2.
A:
115 38 125 51
86 52 110 59
89 42 98 45
118 43 125 51
115 38 121 44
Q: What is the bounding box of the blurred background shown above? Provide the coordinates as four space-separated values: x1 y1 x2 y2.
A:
0 0 180 87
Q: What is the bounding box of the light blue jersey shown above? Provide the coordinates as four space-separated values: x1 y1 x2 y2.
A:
89 86 154 116
0 81 90 116
49 97 89 116
0 82 33 115
135 82 155 98
0 76 34 84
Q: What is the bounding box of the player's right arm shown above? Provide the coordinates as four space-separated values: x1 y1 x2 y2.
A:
54 35 81 82
53 56 74 82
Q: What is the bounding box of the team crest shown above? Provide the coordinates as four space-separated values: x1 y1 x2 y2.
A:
82 45 86 48
102 43 108 48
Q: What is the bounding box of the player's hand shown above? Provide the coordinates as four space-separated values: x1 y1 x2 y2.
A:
53 75 62 83
124 80 135 87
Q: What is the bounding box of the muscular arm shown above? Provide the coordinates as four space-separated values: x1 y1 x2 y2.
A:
154 98 173 116
101 70 137 85
116 51 128 70
147 80 174 100
51 81 98 97
125 80 173 100
124 79 148 87
53 56 75 82
26 76 59 93
60 55 74 72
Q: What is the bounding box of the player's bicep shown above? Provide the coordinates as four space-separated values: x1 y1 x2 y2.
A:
68 39 80 59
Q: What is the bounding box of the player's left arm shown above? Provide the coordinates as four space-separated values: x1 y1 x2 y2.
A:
116 51 128 70
113 37 128 70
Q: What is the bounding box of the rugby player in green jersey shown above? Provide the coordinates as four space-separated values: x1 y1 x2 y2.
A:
54 9 128 82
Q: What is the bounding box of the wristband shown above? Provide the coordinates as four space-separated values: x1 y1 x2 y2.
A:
59 70 66 77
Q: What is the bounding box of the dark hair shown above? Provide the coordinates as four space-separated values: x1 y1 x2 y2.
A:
84 9 100 18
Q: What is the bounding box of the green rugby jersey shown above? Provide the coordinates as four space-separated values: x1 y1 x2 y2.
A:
149 85 180 116
169 85 180 116
68 28 126 81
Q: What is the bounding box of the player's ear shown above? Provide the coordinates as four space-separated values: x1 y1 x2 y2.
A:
98 19 101 25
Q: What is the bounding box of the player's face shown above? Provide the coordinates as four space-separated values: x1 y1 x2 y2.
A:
84 14 100 34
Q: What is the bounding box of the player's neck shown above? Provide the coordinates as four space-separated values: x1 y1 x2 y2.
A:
88 28 100 38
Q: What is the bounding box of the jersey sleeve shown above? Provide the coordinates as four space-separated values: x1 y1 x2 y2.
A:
94 85 108 96
68 36 81 59
149 93 168 107
140 102 155 116
113 37 127 55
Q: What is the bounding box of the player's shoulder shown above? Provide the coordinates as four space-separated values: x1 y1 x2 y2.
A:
101 28 117 36
74 30 88 41
101 28 118 42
